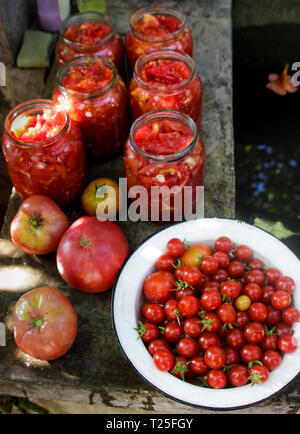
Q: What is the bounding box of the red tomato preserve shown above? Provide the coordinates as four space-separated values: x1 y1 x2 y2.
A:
56 12 125 76
53 55 129 159
130 50 203 130
123 111 205 221
126 5 193 72
2 100 87 206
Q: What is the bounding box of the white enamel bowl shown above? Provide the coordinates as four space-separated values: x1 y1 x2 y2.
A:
112 218 300 410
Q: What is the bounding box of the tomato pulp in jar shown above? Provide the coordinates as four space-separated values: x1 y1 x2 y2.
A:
123 110 205 221
126 5 193 72
2 100 87 206
55 12 125 76
53 55 129 159
130 49 203 130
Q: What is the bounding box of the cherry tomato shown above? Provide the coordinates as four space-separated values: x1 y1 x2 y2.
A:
202 281 220 292
81 177 120 217
198 331 221 352
227 261 245 279
200 256 219 275
242 283 262 302
184 316 202 337
178 295 201 317
147 338 170 356
225 347 240 365
214 236 233 253
235 245 252 261
228 364 249 387
137 321 159 343
274 321 292 337
275 276 295 295
213 251 230 268
271 290 291 310
262 350 281 371
180 243 212 267
198 312 221 333
166 238 185 257
265 306 281 326
244 270 265 287
241 344 262 364
236 311 251 328
142 303 165 324
260 334 278 352
282 307 300 325
190 355 209 375
13 286 77 361
278 335 298 353
207 369 227 389
164 299 180 321
244 322 265 344
249 364 269 385
211 269 229 283
235 295 251 311
170 356 190 380
153 349 175 371
175 265 204 287
163 321 184 343
247 258 264 271
265 267 282 285
217 303 236 325
11 195 69 255
225 328 246 350
249 302 268 323
220 281 241 300
175 286 196 300
177 337 199 358
261 285 276 305
204 345 226 369
156 254 177 272
143 271 174 304
201 289 222 311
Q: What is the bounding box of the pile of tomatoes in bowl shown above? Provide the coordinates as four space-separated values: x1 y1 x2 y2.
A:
137 236 299 389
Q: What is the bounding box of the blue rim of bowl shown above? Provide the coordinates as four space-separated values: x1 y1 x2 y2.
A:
111 217 300 411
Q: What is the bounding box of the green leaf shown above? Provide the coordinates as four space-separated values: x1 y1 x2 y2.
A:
254 217 300 239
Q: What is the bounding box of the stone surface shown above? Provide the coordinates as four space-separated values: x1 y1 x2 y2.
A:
0 0 237 412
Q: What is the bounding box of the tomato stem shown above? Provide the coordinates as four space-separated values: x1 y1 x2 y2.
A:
29 212 43 229
32 317 43 328
80 235 90 249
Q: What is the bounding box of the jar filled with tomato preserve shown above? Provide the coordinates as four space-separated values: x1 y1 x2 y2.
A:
129 49 203 130
53 55 129 159
2 99 87 206
126 5 193 72
56 12 125 77
123 110 205 221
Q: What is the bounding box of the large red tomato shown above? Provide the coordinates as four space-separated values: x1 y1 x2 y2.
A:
13 286 77 361
10 195 69 255
57 217 129 293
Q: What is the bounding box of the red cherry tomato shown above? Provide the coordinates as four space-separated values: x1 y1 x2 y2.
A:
220 280 241 300
275 276 295 295
201 289 222 311
207 369 227 389
242 283 262 302
225 347 240 365
147 338 170 356
166 238 185 257
265 267 282 285
213 251 230 268
235 245 252 261
228 364 249 387
204 345 226 369
271 290 291 310
142 303 165 324
198 331 221 352
163 321 184 343
249 302 268 323
153 349 175 371
244 270 266 287
225 328 246 350
217 303 236 325
247 258 264 271
143 271 174 304
190 355 209 375
278 335 298 353
214 236 233 253
200 256 219 275
282 307 300 325
227 261 245 279
244 322 265 344
240 344 262 364
178 295 201 317
183 316 203 337
177 337 199 358
156 254 177 272
249 364 269 385
164 299 180 321
175 265 204 287
262 350 281 371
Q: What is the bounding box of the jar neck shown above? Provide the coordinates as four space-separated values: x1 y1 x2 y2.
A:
130 5 186 43
4 99 70 149
56 55 118 99
60 11 115 49
133 49 196 94
129 110 199 164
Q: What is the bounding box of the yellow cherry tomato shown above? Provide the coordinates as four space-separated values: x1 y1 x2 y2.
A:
81 178 121 218
235 295 251 311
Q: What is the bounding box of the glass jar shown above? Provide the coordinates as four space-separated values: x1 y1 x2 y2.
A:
53 55 129 159
129 49 203 131
126 5 193 72
123 110 205 221
2 99 87 206
55 12 125 77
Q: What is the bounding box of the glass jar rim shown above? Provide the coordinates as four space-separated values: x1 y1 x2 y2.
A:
59 11 115 49
129 110 199 163
4 99 70 149
129 5 186 43
133 49 196 94
56 55 118 99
